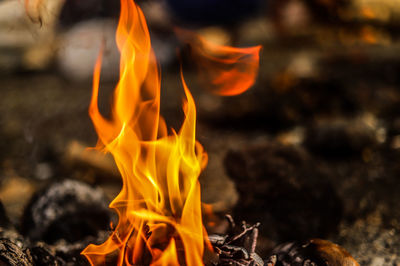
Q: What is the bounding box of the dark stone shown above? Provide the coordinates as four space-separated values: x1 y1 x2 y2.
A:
21 179 111 244
224 142 342 243
0 238 32 266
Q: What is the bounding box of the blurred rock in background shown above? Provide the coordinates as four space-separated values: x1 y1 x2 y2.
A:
56 19 119 82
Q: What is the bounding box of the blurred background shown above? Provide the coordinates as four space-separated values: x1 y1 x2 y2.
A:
1 0 400 265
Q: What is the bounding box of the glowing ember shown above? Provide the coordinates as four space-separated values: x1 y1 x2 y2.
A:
81 0 260 264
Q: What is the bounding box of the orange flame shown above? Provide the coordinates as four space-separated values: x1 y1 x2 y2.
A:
178 29 262 96
82 0 208 265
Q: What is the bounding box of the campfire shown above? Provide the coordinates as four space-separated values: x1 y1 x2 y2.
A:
82 0 208 263
2 0 400 265
82 0 261 264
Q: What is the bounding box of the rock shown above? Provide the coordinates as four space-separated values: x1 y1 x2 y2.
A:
224 141 342 242
21 179 111 244
56 19 120 82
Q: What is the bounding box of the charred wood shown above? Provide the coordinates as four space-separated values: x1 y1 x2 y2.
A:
210 215 264 266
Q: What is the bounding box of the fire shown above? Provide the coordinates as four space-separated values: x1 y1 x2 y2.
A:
80 0 261 264
178 29 262 96
81 0 208 264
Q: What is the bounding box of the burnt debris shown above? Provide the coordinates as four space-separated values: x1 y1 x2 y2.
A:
265 239 359 266
209 216 359 266
210 215 264 266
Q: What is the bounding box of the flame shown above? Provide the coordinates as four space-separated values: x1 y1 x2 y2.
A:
178 29 262 96
82 0 208 265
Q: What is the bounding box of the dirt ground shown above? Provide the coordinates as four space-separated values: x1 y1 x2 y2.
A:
1 57 400 264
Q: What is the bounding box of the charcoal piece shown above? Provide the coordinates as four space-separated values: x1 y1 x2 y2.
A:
0 238 32 266
265 239 358 266
224 142 342 242
26 242 65 266
305 117 378 158
21 179 111 244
